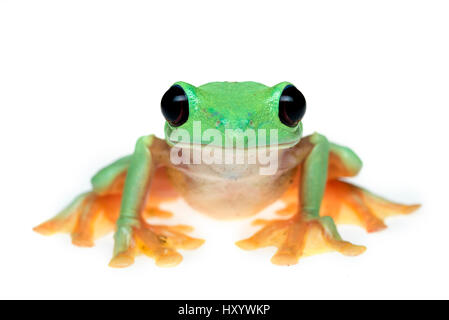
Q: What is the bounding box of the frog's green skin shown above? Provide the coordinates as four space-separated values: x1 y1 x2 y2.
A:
34 81 420 267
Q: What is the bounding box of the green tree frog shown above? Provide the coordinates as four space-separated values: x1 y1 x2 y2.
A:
34 81 420 267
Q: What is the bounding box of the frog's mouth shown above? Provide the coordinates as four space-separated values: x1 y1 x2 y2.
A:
164 122 303 150
165 137 301 150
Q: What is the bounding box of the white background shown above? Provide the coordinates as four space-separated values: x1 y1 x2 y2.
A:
0 1 448 299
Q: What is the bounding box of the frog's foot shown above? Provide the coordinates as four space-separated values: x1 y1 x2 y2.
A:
109 220 204 268
322 180 421 233
236 215 366 266
33 193 119 247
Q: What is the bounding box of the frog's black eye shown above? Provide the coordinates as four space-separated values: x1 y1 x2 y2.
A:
278 85 306 127
161 85 189 127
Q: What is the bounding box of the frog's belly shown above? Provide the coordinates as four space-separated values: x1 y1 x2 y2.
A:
166 164 297 220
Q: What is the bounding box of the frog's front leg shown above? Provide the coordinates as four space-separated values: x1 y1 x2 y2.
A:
34 135 203 267
109 135 204 268
236 133 366 265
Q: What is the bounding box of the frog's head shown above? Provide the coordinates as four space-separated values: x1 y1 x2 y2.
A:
161 81 306 149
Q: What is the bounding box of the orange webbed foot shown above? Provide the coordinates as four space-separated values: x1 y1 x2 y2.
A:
34 193 119 247
142 207 174 219
109 222 205 268
236 215 365 266
322 180 421 233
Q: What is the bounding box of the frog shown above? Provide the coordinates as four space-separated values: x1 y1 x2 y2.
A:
34 81 420 268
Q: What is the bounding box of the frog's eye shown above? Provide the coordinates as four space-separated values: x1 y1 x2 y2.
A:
161 85 189 127
278 85 306 127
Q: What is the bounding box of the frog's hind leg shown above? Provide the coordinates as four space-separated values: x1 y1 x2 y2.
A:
33 192 95 238
33 156 130 246
321 143 420 232
33 193 122 247
322 180 420 233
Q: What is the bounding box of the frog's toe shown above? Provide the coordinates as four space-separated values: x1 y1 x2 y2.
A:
321 180 421 233
237 216 365 266
153 250 183 267
142 207 174 219
108 252 135 268
275 203 296 216
33 217 76 236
